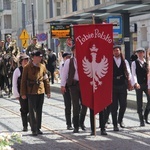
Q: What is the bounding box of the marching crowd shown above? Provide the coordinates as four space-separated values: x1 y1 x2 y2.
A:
60 45 150 136
0 34 150 136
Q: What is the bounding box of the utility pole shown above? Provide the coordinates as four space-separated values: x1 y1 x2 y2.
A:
31 3 35 36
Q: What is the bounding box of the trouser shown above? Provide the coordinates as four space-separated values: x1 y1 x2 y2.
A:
104 105 111 124
111 84 127 127
136 83 150 114
90 109 106 132
63 85 72 126
19 97 29 128
49 69 55 84
69 83 87 129
28 94 44 132
0 74 5 90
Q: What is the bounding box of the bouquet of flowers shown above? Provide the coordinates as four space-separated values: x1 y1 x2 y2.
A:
0 132 22 150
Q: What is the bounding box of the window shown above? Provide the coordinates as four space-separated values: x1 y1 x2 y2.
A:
46 0 50 19
72 0 77 11
4 15 11 29
56 1 61 16
95 0 100 5
3 0 11 10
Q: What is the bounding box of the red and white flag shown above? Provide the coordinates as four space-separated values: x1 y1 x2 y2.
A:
73 24 113 115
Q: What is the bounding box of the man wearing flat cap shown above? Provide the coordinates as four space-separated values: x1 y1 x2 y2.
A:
59 52 73 130
131 47 150 126
20 50 50 136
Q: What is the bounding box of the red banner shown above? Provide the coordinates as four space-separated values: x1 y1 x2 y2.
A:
73 24 113 115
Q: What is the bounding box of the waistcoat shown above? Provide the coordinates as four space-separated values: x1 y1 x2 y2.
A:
113 59 126 86
135 60 148 84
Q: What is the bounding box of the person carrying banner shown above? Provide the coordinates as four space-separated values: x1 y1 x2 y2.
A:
90 109 107 136
111 45 133 131
60 52 73 130
61 45 87 133
131 47 150 126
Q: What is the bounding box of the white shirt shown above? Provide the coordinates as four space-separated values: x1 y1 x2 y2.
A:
148 60 150 89
12 67 21 98
61 57 79 87
59 60 64 79
131 58 146 85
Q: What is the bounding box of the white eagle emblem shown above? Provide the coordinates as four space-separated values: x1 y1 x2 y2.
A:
82 44 108 92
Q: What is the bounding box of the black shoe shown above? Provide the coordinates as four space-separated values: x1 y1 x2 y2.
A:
144 117 150 124
67 125 73 130
119 122 125 128
140 121 145 127
101 130 107 135
73 128 79 133
145 120 150 124
80 125 86 130
107 118 111 124
32 131 38 136
23 127 28 132
38 129 43 134
113 126 119 131
90 131 95 136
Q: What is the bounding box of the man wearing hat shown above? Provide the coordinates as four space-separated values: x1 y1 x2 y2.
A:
4 34 12 53
59 52 73 130
46 48 57 84
131 47 150 126
20 50 50 136
12 53 29 131
26 36 42 55
110 45 133 131
61 46 87 133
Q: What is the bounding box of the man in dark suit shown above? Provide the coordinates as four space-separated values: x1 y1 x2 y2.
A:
46 48 57 84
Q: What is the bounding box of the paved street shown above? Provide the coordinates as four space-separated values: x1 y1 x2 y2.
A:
0 83 150 150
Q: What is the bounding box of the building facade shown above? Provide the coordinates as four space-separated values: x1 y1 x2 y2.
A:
0 0 150 56
0 0 12 40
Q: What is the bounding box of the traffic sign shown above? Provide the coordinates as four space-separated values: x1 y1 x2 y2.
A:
107 16 122 39
19 29 30 39
21 39 28 48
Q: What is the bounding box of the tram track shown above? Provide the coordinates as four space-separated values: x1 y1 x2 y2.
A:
0 103 96 150
1 95 150 149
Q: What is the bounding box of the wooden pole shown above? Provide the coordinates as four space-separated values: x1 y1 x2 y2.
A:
92 13 96 136
92 13 95 24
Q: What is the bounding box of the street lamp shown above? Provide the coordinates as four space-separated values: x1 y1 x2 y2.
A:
31 3 35 37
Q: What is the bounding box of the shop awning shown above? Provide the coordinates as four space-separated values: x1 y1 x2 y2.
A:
45 0 150 24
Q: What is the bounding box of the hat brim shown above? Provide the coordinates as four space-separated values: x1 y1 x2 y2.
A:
33 54 43 57
136 50 145 53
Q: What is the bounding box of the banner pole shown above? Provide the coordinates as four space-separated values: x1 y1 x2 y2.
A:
92 13 95 24
92 13 96 136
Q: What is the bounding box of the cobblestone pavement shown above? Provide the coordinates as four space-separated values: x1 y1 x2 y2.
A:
0 83 150 150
